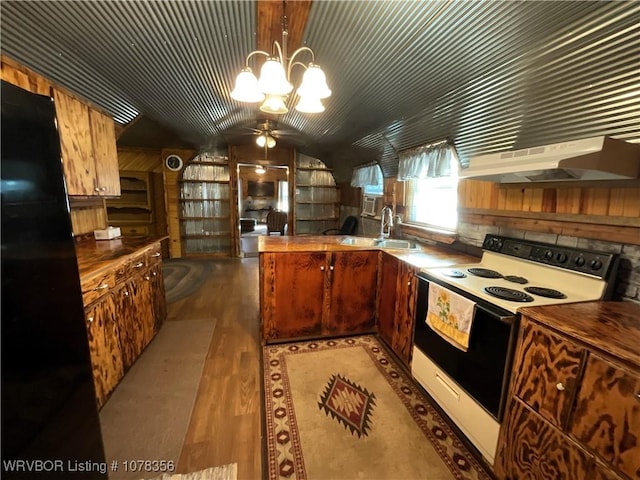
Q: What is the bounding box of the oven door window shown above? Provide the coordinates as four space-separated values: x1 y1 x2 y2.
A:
413 277 516 420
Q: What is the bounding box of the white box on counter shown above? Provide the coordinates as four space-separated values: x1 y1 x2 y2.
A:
94 226 121 240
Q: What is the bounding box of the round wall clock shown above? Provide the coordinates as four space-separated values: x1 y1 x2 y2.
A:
165 154 183 171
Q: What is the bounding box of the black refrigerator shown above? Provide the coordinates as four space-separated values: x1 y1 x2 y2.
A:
1 81 107 478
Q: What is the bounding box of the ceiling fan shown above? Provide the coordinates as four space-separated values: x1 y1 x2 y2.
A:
240 119 297 148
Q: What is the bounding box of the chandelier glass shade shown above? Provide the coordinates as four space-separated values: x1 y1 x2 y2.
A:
231 6 331 115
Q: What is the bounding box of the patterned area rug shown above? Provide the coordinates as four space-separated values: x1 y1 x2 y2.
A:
163 260 211 303
146 464 237 480
263 336 491 480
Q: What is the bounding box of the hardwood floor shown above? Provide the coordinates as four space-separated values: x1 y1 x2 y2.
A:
170 258 262 479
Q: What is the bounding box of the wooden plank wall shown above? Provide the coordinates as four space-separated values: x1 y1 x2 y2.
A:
161 148 197 258
117 147 162 172
458 179 640 245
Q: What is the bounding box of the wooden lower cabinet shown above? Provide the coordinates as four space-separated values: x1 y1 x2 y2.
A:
496 315 639 480
377 252 418 367
82 242 167 407
85 293 124 409
261 250 378 342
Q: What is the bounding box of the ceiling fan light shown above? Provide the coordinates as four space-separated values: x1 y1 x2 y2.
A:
231 68 264 103
256 134 266 148
296 64 331 99
258 58 292 95
266 134 276 148
295 96 325 113
260 94 289 115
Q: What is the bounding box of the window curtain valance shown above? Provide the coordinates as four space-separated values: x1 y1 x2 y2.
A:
350 163 383 187
397 141 458 181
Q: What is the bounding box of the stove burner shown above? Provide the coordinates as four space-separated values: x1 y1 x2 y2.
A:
443 270 467 278
485 286 534 302
524 286 567 299
468 268 503 279
504 275 529 284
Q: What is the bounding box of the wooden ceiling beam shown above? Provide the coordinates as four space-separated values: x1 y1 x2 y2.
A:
257 1 313 57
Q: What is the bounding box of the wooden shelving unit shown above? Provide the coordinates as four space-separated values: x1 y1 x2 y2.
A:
179 156 231 256
294 156 339 235
106 171 154 235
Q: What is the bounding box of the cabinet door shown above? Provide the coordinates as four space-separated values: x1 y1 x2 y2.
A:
89 109 120 196
378 252 399 347
114 283 138 369
513 318 585 428
53 89 97 196
392 262 419 366
261 252 325 341
570 354 640 479
325 251 378 336
499 398 593 480
85 294 124 408
150 262 167 332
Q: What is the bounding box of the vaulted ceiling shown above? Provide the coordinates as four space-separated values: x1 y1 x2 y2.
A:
2 1 638 182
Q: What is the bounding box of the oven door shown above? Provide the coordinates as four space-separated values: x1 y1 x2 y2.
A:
413 272 518 421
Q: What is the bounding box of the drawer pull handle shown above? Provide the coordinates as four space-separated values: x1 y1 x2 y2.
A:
88 316 94 323
93 283 109 291
329 265 334 271
134 262 144 268
124 290 129 296
407 280 411 286
152 271 157 277
556 382 566 391
145 275 150 281
94 187 101 192
435 372 460 401
320 266 325 271
152 252 161 257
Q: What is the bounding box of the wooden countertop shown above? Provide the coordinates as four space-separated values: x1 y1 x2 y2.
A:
520 301 640 368
258 235 478 269
76 235 168 279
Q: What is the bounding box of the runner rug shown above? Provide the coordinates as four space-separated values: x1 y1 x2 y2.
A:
263 335 491 480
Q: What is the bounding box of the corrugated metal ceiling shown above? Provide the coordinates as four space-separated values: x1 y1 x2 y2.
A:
1 1 638 182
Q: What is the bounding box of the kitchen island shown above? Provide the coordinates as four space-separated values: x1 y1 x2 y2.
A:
258 235 477 345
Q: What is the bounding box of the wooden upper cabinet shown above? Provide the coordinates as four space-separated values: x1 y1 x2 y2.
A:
53 88 120 197
89 109 120 196
512 319 585 428
570 354 640 479
53 88 97 195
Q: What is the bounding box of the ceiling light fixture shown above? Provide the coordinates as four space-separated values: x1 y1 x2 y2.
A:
231 1 331 114
255 165 266 175
256 131 276 149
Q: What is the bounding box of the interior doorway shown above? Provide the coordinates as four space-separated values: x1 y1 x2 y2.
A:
237 164 289 257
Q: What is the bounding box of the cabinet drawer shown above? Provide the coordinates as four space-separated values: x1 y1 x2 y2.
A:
146 242 162 265
120 225 150 236
114 251 148 283
513 319 585 428
81 270 116 306
570 354 640 479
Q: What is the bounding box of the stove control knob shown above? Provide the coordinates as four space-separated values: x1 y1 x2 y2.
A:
556 253 568 263
574 256 586 267
590 259 603 271
544 250 554 260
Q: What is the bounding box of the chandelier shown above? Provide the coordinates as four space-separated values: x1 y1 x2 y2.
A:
231 1 331 114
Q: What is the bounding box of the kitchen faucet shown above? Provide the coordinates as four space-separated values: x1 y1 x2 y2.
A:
379 204 394 239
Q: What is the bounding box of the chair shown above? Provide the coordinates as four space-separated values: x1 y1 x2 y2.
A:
266 210 288 235
323 215 358 235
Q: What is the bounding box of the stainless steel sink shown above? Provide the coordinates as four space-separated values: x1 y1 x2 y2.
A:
338 237 416 250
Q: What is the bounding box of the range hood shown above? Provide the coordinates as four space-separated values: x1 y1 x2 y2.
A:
460 136 640 183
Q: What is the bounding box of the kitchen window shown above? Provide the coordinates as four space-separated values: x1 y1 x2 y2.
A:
399 140 459 232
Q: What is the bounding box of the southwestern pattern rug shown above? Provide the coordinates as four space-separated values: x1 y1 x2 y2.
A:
263 335 491 480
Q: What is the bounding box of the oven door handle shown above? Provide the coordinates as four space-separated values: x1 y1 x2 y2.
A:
475 304 516 325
